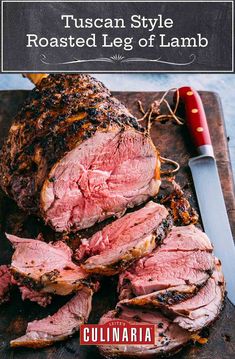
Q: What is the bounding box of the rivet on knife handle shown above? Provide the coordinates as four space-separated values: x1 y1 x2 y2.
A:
176 86 214 157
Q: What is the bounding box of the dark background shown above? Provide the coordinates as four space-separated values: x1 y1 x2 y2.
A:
1 1 233 72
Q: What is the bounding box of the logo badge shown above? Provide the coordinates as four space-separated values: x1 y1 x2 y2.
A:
80 320 155 345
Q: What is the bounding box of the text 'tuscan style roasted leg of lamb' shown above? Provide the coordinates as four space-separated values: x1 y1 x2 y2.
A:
0 74 161 232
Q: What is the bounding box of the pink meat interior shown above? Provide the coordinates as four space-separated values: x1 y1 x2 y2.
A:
119 226 215 296
122 251 214 295
82 202 168 268
41 128 160 232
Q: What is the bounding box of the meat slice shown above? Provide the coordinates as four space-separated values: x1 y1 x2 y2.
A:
119 284 199 308
119 250 214 297
159 225 213 252
0 265 12 304
7 234 89 295
129 250 213 295
79 201 171 275
119 262 224 332
18 286 52 307
0 74 161 232
10 286 93 348
171 259 225 331
119 225 214 297
99 307 191 358
0 266 51 307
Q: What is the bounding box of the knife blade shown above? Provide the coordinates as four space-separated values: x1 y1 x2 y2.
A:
176 86 235 305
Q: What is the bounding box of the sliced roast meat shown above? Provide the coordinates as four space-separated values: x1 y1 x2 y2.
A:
159 225 213 252
7 234 89 295
11 286 93 348
18 286 52 307
119 250 214 297
119 284 199 308
79 201 171 275
99 307 191 358
0 266 51 307
0 265 12 304
119 225 215 297
118 225 224 333
171 259 225 331
0 74 161 232
119 261 224 332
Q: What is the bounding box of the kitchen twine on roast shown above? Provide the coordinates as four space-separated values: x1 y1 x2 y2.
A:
24 73 182 177
137 88 183 176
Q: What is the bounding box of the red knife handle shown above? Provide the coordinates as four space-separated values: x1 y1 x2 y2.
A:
176 86 214 157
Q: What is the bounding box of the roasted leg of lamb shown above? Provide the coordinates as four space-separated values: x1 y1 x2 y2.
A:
0 74 226 356
0 74 161 232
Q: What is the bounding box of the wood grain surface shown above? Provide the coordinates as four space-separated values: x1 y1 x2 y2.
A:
0 90 234 359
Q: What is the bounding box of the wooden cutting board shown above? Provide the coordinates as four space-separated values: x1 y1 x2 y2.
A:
0 90 234 359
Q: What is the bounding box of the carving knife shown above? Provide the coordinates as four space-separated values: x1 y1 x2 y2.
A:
176 86 235 305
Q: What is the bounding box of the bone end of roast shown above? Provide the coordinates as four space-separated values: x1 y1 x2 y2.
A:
23 73 49 85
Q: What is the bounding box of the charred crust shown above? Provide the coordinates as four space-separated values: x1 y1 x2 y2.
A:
79 278 94 290
205 269 213 276
0 74 145 212
132 315 141 322
41 269 60 283
155 215 173 245
154 289 196 306
87 214 173 276
11 270 44 291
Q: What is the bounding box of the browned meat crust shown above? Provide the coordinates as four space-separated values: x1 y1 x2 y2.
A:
7 233 90 295
0 74 159 215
